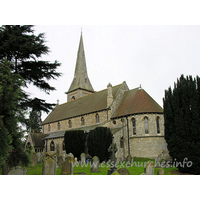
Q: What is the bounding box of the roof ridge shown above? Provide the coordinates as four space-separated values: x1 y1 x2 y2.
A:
59 83 124 106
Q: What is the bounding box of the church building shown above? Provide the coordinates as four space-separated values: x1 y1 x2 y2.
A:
42 32 168 160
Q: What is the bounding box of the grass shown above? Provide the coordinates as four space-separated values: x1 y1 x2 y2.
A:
24 157 178 175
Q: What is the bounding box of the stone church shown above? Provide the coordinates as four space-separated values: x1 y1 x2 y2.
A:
41 32 168 161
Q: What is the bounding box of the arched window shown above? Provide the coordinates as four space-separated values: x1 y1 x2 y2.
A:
81 117 85 126
71 96 75 100
68 120 72 128
96 113 100 123
48 124 51 132
156 116 160 134
62 141 65 151
58 122 61 130
50 141 55 151
144 117 149 134
120 137 124 148
132 118 136 135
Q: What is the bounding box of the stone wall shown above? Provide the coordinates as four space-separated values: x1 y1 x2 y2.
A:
43 110 108 134
129 136 168 158
112 113 167 160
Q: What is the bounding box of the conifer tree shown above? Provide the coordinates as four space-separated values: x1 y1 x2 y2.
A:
0 59 30 168
28 109 42 133
87 127 113 162
0 25 61 113
163 74 200 174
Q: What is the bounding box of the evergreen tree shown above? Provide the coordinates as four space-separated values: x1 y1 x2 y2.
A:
87 127 113 162
28 109 42 133
0 59 30 167
163 74 200 174
64 130 86 159
0 25 61 113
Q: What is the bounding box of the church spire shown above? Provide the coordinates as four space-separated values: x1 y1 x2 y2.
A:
66 31 94 101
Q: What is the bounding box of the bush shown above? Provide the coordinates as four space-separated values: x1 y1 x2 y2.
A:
87 127 113 162
64 130 86 159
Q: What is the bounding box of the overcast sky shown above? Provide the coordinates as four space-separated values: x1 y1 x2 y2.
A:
26 25 200 121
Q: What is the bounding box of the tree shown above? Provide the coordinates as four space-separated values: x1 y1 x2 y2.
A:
0 59 30 168
0 25 61 114
163 74 200 174
64 130 87 159
28 109 42 133
87 127 113 162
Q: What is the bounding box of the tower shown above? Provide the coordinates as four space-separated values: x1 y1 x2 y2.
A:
66 32 95 102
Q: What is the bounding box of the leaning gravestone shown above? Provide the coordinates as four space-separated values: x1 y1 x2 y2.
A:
42 153 57 175
116 168 130 175
7 166 27 175
61 156 74 175
80 153 86 165
145 161 154 175
91 156 100 173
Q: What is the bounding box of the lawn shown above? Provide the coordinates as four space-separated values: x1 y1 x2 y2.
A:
24 157 178 175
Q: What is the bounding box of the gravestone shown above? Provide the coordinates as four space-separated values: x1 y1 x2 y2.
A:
145 161 154 175
80 153 86 165
57 156 64 168
42 153 57 175
107 142 118 175
61 156 74 175
31 153 38 166
37 152 42 163
116 168 130 175
126 154 132 162
91 156 100 173
157 168 165 175
7 166 27 175
67 153 74 158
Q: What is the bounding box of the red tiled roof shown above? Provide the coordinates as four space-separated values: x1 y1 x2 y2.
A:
112 88 163 118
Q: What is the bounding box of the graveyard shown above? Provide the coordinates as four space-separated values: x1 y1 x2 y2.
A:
4 157 178 175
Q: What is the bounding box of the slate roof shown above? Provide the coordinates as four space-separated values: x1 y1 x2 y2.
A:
42 83 123 125
31 133 49 147
67 32 94 93
112 88 163 119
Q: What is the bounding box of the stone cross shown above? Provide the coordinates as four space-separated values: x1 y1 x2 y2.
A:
107 142 118 175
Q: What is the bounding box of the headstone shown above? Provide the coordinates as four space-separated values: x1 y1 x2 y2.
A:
42 153 57 175
107 142 118 175
57 156 64 167
74 157 77 162
126 154 132 166
80 153 86 165
67 153 74 158
31 153 38 166
145 161 154 175
126 154 132 162
61 156 74 175
7 166 27 175
157 168 165 175
91 156 100 173
37 152 42 163
116 168 130 175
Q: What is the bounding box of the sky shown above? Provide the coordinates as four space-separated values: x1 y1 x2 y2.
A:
25 25 200 121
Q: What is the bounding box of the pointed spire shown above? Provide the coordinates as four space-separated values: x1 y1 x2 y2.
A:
67 32 94 94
